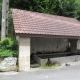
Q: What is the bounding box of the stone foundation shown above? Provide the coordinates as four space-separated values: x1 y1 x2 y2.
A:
33 55 80 66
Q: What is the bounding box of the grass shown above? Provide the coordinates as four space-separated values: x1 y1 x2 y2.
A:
41 62 61 69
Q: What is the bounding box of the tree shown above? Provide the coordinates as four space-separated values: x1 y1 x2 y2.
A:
9 0 80 20
55 0 80 19
9 0 57 14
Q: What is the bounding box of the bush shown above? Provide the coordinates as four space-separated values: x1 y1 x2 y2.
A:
0 38 18 58
0 50 13 57
0 38 10 49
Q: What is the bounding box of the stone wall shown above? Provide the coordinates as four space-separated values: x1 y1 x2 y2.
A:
70 39 78 53
77 40 80 50
31 37 69 54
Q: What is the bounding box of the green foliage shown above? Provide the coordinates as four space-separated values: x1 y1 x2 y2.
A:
55 0 80 19
0 38 9 49
0 50 14 57
41 59 61 69
42 61 61 69
10 0 57 14
8 9 15 38
0 38 18 58
9 0 80 20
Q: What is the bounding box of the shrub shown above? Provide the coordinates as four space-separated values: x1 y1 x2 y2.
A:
0 38 9 49
0 38 18 58
0 50 13 57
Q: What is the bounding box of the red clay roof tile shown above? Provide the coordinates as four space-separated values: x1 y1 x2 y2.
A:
12 9 80 37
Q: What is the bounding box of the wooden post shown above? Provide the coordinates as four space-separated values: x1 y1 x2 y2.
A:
1 0 9 40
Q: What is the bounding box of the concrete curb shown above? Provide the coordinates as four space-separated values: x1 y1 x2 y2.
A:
0 72 18 76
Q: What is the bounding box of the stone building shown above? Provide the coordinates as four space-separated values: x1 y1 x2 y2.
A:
12 9 80 71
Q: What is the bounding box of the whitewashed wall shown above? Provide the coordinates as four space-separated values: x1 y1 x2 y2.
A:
77 40 80 50
31 37 69 54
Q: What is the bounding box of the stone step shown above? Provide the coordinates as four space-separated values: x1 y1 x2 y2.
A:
30 63 40 68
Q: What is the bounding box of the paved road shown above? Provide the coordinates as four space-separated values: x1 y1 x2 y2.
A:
0 62 80 80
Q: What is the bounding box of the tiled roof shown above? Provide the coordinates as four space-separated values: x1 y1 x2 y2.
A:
12 9 80 38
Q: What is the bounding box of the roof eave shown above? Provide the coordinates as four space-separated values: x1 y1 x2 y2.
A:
15 33 80 39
